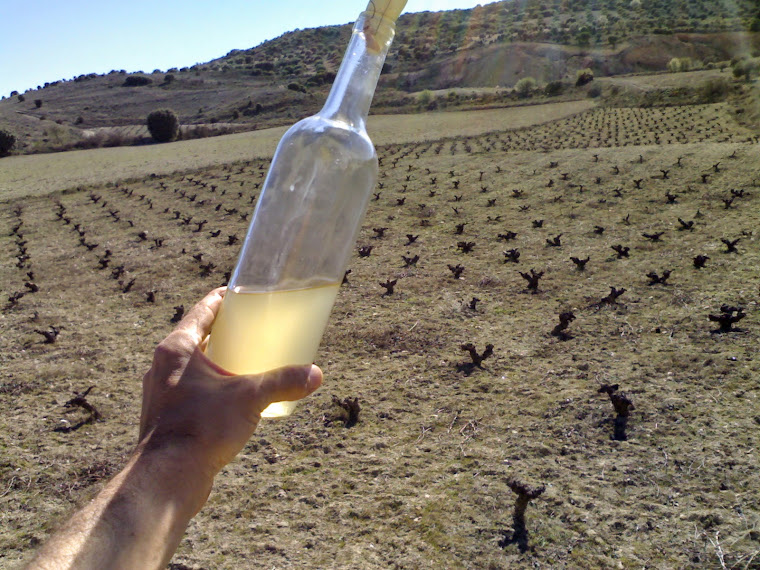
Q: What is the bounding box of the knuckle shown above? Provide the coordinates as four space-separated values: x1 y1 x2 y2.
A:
153 337 187 365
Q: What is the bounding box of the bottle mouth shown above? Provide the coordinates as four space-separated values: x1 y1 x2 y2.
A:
365 0 407 23
356 10 397 53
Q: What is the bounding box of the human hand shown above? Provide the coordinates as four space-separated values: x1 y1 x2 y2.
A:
138 287 322 503
27 288 323 570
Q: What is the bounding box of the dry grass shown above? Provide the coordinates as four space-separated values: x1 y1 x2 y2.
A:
599 69 729 91
2 101 760 569
0 100 593 203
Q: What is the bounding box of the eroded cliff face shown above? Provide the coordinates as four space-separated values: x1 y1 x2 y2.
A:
380 32 760 91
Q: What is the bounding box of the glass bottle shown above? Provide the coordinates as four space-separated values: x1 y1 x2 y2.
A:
205 0 407 417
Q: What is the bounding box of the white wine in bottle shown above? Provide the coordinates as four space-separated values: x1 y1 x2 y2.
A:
206 0 408 417
206 284 339 417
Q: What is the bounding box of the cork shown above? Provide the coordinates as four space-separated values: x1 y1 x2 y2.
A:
362 0 407 51
365 0 407 22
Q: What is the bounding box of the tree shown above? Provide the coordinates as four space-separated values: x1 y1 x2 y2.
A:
700 78 730 103
733 58 759 82
123 75 153 87
576 29 591 48
608 34 618 49
146 109 180 143
0 128 16 157
668 58 692 72
576 68 595 86
417 90 433 106
544 80 564 96
515 77 537 98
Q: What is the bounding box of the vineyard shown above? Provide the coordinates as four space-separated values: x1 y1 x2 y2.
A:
2 101 759 568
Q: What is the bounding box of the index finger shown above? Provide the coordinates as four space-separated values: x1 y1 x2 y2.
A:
173 287 226 346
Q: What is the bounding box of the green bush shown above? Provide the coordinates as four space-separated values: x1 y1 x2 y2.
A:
544 80 564 96
667 57 692 73
732 58 759 82
576 29 591 47
417 90 433 105
700 77 730 103
0 128 16 157
576 68 594 87
588 84 603 98
123 75 153 87
146 109 180 143
515 77 537 98
287 82 307 93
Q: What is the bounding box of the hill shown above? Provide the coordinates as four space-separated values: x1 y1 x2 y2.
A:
1 0 760 154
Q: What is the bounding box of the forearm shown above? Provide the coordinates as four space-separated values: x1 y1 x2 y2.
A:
28 446 213 570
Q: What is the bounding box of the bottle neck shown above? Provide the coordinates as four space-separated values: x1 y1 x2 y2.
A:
319 11 395 130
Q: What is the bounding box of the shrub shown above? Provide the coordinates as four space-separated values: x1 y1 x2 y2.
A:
123 75 153 87
544 80 564 96
35 99 43 108
733 58 759 82
102 131 126 148
417 90 433 105
576 68 594 86
163 74 175 84
287 82 306 93
576 30 591 47
588 84 603 98
667 57 692 73
701 77 730 103
0 128 16 156
146 109 179 143
515 77 537 98
17 94 25 102
305 71 336 87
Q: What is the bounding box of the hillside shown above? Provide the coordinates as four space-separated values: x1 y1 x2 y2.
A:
1 0 760 154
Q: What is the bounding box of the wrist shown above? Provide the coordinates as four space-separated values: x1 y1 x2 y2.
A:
130 438 216 520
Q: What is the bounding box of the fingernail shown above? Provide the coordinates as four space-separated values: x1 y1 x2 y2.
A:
308 365 323 389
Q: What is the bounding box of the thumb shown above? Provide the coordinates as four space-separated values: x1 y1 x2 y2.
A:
243 364 323 416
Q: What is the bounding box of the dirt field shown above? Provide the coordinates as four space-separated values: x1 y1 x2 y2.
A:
599 69 728 91
0 100 594 202
1 100 759 568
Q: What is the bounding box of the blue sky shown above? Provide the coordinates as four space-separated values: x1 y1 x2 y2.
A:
1 0 497 98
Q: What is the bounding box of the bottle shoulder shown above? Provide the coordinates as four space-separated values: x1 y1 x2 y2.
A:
283 114 375 157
